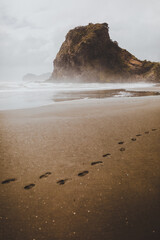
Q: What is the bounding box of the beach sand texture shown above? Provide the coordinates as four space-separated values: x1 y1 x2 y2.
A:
0 96 160 240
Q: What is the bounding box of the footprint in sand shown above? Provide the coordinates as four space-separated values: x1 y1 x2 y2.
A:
145 131 149 134
120 148 125 152
136 134 142 137
57 179 70 185
24 184 35 190
103 153 111 157
39 172 52 179
118 141 124 145
91 161 103 166
152 129 157 131
78 171 89 177
131 138 136 141
1 178 17 184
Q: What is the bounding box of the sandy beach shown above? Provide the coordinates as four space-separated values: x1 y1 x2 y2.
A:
0 96 160 240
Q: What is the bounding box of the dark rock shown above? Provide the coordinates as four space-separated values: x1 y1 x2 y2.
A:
51 23 160 82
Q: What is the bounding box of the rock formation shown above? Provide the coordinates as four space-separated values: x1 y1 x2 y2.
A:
51 23 160 82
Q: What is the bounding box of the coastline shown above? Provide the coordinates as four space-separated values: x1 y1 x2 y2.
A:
0 82 159 111
0 96 160 240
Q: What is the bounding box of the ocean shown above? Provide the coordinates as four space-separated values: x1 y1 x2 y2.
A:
0 81 156 110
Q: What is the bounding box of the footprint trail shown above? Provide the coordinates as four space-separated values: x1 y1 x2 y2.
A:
91 161 103 166
1 178 17 184
24 184 35 190
39 172 52 179
78 171 89 177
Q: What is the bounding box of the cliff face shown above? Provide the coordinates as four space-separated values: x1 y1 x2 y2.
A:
51 23 160 82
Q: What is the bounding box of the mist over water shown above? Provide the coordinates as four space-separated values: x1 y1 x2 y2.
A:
0 81 156 110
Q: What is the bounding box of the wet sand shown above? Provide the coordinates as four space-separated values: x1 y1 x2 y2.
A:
0 96 160 240
53 88 160 102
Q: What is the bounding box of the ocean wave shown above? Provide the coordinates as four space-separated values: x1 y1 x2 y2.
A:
0 81 155 93
0 81 156 110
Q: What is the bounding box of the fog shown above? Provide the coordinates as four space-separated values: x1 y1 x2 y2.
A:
0 0 160 81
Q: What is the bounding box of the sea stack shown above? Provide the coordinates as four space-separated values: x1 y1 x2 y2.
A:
51 23 160 82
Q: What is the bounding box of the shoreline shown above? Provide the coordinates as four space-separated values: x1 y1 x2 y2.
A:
0 96 160 240
1 93 160 114
0 83 159 111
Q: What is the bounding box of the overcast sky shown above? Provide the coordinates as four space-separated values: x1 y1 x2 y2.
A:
0 0 160 81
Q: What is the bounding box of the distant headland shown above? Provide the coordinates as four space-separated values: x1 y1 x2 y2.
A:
50 23 160 83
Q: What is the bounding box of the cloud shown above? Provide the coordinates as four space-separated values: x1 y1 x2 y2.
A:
0 0 160 81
